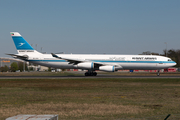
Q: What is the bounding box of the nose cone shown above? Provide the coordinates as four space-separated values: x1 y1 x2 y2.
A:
171 61 177 67
173 61 177 66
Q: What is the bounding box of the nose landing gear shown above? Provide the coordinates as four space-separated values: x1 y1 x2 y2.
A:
157 70 160 76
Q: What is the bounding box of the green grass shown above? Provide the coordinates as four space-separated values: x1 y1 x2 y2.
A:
0 71 82 76
0 78 180 120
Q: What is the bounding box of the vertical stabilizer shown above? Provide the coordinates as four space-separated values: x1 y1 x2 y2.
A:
10 32 41 55
10 32 34 51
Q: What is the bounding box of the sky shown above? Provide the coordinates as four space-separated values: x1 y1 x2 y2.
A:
0 0 180 57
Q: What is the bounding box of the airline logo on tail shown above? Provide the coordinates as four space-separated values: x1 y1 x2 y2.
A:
19 43 25 47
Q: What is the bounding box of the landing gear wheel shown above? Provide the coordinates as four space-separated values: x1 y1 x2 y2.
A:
157 70 160 76
85 72 89 76
93 72 97 76
85 72 97 76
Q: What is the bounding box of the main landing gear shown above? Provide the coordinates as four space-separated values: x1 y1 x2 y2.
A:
85 71 97 76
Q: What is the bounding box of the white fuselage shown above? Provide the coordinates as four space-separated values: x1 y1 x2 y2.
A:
22 52 176 70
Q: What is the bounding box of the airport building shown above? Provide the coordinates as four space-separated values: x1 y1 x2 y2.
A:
0 57 24 68
0 57 49 71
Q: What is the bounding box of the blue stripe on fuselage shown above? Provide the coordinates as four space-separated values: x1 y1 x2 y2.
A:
27 59 176 64
93 60 176 63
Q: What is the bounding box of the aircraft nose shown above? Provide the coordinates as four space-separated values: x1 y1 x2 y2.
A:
173 61 177 66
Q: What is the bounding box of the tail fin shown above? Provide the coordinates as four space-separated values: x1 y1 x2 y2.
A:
10 32 34 51
10 32 43 56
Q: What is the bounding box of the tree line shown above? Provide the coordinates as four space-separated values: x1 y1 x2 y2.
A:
0 62 28 72
141 49 180 67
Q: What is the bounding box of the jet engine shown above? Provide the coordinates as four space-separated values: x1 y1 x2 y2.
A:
77 62 94 69
99 66 115 72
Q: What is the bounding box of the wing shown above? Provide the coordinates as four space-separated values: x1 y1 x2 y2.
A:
51 53 123 70
51 53 87 64
51 53 104 66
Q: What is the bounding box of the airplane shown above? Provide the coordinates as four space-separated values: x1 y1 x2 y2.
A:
7 32 176 76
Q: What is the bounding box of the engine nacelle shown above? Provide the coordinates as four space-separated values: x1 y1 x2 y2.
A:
77 62 94 69
115 66 123 71
99 66 115 72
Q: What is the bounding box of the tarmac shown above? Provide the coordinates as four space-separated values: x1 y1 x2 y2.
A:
1 74 180 79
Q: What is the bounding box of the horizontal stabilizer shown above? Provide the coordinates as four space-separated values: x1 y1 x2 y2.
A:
6 53 28 60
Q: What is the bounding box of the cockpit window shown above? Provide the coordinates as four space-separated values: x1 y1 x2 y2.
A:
168 59 172 61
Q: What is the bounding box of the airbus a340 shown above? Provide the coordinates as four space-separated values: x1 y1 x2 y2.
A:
7 32 176 76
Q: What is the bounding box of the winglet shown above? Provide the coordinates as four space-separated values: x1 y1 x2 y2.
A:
51 53 61 59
